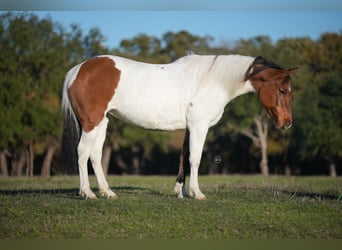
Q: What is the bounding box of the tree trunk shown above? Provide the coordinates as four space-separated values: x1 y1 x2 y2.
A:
254 116 269 176
284 165 291 177
41 145 56 177
101 144 112 176
112 143 128 174
131 145 140 175
329 161 337 178
113 152 127 174
240 116 269 176
15 151 26 176
0 150 8 176
25 142 34 177
260 146 269 176
207 150 219 175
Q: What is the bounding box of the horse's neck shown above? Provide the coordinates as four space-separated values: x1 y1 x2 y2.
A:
188 55 255 100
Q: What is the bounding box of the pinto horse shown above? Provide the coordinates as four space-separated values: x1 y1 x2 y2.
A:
62 54 297 200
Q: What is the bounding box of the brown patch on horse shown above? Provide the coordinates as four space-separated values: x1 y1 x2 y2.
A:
68 57 121 132
245 57 298 129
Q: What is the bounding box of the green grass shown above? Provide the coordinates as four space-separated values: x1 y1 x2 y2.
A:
0 175 341 239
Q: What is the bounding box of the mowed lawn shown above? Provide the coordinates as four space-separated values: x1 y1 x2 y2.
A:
0 175 341 239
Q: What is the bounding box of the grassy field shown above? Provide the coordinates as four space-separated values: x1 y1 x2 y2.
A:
0 175 341 239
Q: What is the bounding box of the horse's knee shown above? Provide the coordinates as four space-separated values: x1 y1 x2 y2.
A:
89 150 102 164
189 156 201 169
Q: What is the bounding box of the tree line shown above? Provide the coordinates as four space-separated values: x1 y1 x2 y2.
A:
0 12 341 177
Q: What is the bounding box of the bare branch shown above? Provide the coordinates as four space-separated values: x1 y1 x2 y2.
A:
240 129 260 147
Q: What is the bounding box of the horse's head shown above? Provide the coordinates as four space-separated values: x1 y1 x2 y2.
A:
245 57 298 130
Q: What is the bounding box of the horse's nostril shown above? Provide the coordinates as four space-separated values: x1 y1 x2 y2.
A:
284 121 292 129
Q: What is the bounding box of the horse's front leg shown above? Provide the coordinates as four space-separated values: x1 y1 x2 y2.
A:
188 125 208 200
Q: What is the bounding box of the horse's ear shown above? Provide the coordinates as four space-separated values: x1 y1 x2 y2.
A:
287 67 299 75
277 68 298 80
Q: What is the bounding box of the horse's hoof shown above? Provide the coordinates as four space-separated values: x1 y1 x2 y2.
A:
175 182 188 198
80 189 97 199
195 195 207 201
100 189 118 199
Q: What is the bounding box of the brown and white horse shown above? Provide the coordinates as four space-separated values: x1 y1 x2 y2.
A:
62 54 297 200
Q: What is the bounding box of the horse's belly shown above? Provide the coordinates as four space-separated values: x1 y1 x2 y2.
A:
109 95 187 130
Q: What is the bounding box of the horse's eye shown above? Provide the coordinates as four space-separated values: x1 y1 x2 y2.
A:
279 89 287 95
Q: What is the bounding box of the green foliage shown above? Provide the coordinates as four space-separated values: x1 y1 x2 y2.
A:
162 30 213 61
289 33 342 164
0 13 74 152
116 30 213 63
119 33 162 62
293 72 342 159
225 94 262 128
83 27 110 58
0 12 110 174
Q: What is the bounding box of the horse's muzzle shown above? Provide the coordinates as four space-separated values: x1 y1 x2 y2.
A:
284 121 292 130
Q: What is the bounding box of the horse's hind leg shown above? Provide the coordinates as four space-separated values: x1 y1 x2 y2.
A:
77 129 98 199
175 129 190 198
89 117 117 199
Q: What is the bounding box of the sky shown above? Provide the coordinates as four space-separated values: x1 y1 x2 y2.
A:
32 11 342 49
1 0 342 49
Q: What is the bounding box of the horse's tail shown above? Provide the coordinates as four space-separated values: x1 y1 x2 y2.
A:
61 65 81 174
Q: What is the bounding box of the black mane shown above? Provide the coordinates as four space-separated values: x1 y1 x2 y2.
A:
244 56 284 81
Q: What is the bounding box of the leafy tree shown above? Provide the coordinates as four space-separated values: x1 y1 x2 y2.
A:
83 27 109 58
289 33 342 176
118 33 162 62
234 36 274 59
0 12 85 176
162 30 213 61
0 12 40 175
